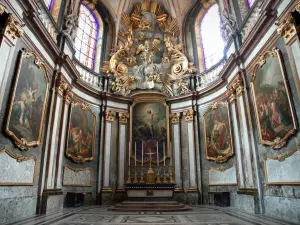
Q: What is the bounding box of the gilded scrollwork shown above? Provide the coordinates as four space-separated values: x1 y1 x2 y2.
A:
102 0 196 97
5 15 23 40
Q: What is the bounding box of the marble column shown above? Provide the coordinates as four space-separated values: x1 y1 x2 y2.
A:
170 112 182 190
183 109 197 190
0 6 23 113
235 76 255 188
117 112 129 190
45 76 64 190
103 109 115 191
227 86 245 188
55 81 73 189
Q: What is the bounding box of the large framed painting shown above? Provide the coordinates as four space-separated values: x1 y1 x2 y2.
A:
130 93 170 167
5 50 49 150
251 48 297 149
203 101 234 163
66 102 96 163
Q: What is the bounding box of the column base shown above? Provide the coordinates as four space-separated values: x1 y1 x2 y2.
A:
40 189 64 214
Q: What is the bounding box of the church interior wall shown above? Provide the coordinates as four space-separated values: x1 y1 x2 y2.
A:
0 0 300 223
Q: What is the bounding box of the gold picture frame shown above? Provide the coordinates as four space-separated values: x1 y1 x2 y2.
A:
251 48 298 149
66 102 96 163
5 50 49 150
203 101 234 163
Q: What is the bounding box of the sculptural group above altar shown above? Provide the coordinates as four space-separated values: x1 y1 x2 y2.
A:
101 0 197 97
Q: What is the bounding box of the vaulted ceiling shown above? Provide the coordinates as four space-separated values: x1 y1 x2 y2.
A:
99 0 198 25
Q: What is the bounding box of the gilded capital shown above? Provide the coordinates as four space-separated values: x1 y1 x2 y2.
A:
183 109 194 122
119 112 129 124
170 112 181 124
227 86 236 104
106 109 115 122
5 15 23 40
276 13 297 44
0 3 6 15
235 76 244 97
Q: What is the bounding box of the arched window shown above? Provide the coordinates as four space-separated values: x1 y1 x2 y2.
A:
247 0 256 7
74 4 99 70
200 4 224 70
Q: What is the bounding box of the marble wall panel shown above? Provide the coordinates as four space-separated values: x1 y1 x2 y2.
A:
265 150 300 184
208 166 237 186
0 149 37 185
63 165 92 187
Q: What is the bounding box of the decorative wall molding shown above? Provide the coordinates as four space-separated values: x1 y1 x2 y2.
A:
62 165 93 187
264 148 300 185
208 165 238 186
0 148 37 186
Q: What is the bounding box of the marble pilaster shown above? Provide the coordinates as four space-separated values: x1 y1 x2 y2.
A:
170 112 182 189
117 112 129 190
103 109 115 190
0 6 23 114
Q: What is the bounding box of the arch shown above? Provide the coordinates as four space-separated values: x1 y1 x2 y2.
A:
194 0 225 72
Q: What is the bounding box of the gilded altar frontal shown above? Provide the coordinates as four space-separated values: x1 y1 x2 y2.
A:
1 0 300 224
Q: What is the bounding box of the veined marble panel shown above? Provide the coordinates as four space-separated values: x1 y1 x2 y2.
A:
0 149 37 185
63 165 92 187
265 149 300 184
209 166 237 186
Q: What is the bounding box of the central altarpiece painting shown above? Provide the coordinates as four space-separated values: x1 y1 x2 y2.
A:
102 0 197 197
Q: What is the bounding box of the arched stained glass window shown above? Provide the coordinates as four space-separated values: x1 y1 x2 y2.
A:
247 0 256 7
74 4 99 70
200 4 224 70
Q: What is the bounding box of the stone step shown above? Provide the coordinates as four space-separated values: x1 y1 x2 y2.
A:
114 203 185 208
108 201 193 212
120 201 180 206
108 206 192 212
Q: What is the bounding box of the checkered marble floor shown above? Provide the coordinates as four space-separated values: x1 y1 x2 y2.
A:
3 206 297 225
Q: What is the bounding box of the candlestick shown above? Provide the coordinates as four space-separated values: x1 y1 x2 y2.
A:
163 141 165 166
142 141 144 166
157 141 159 166
129 141 130 166
126 166 131 184
135 141 137 167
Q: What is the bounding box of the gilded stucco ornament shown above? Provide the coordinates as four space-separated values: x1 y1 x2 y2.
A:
102 0 196 97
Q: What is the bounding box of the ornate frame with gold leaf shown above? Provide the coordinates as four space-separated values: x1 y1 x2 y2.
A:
208 164 238 186
65 102 96 163
129 92 170 163
5 50 49 150
251 48 297 149
203 101 234 163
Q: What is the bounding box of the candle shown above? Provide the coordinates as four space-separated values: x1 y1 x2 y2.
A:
157 141 159 166
129 141 130 166
142 141 144 166
163 141 165 166
170 142 172 166
135 141 137 167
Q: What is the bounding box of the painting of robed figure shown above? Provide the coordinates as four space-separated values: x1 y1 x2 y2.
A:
251 48 297 149
5 51 49 150
203 101 234 163
66 103 96 163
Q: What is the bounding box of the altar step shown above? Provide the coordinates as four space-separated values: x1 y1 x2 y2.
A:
108 201 192 212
